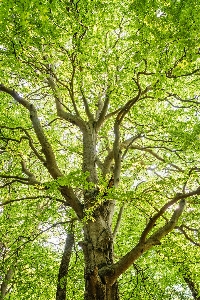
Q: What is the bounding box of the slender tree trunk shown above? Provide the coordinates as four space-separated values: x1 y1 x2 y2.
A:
0 268 14 300
56 234 74 300
183 271 200 300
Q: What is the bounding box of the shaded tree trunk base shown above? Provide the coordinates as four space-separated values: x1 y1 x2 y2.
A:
85 267 119 300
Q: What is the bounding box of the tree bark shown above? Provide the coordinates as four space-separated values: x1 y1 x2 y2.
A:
82 122 98 184
56 234 74 300
0 267 14 300
82 122 119 299
81 121 186 299
83 202 119 300
183 269 200 300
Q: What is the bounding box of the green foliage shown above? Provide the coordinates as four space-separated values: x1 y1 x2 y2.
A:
46 170 94 191
0 0 200 299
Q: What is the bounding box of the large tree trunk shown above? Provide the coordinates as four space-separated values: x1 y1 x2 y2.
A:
83 201 119 300
82 123 119 299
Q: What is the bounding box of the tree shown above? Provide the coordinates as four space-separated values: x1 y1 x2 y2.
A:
0 0 200 299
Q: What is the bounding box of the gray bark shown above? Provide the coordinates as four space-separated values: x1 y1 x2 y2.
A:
82 122 98 185
56 234 74 300
0 268 14 300
83 202 119 300
82 124 118 299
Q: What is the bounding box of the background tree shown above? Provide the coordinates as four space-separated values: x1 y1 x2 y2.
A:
0 0 200 299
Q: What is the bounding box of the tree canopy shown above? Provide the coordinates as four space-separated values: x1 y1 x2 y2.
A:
0 0 200 299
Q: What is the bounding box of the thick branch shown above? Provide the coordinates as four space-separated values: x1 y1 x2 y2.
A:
80 87 94 121
102 135 142 177
0 84 62 178
69 63 80 117
55 96 86 131
96 87 111 130
105 107 122 120
56 234 74 300
48 77 86 130
140 188 200 243
60 186 83 219
99 199 186 285
113 123 121 187
23 135 46 163
21 129 46 163
146 199 185 243
102 150 114 177
0 84 83 218
21 160 41 184
113 91 141 186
